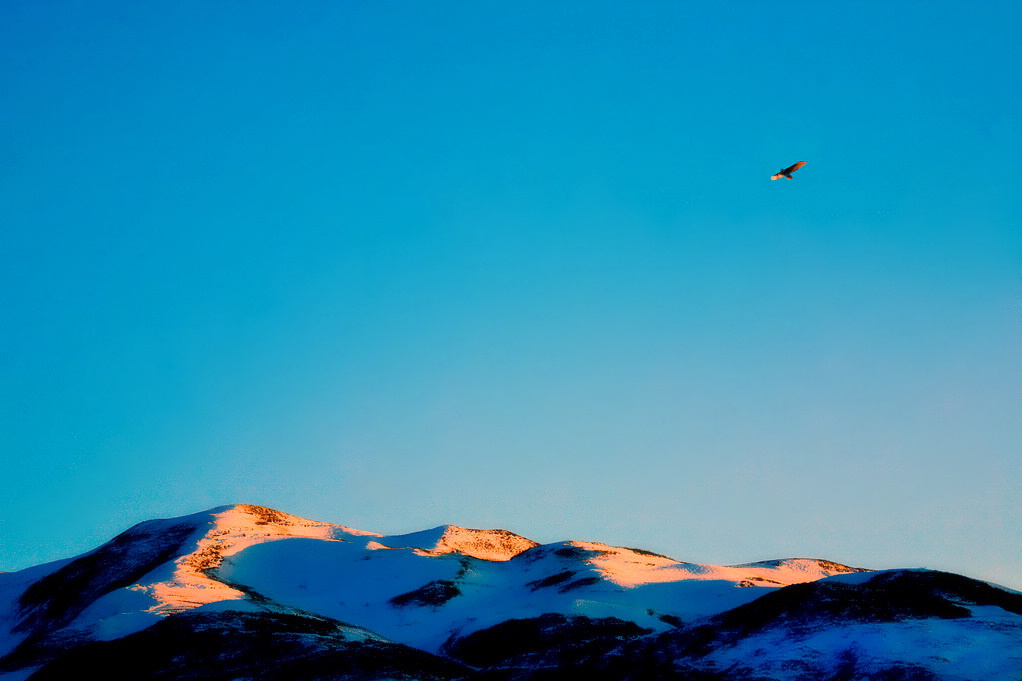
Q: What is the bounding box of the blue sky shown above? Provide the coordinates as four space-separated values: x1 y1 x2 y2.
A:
2 2 1020 588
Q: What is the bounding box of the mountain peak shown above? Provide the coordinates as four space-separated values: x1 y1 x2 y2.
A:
730 557 870 580
216 504 379 538
377 524 539 561
138 505 379 615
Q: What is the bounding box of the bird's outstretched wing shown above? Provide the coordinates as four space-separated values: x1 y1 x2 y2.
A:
771 160 807 180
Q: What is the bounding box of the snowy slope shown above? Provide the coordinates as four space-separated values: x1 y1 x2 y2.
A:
649 569 1022 680
1 504 1019 681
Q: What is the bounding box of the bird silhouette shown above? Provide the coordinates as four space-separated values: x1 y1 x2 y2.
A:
771 161 807 180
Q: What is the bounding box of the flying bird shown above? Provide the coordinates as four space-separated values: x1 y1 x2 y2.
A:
771 161 807 180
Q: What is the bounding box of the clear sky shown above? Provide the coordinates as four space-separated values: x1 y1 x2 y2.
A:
2 2 1020 589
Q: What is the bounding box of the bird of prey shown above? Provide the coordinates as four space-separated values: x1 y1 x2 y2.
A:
771 161 807 180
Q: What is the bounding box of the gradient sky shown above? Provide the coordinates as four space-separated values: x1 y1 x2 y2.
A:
2 2 1020 589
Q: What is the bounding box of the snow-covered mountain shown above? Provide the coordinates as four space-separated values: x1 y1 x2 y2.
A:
1 504 1019 680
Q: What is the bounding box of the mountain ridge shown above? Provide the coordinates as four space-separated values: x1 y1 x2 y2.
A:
1 503 1019 680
